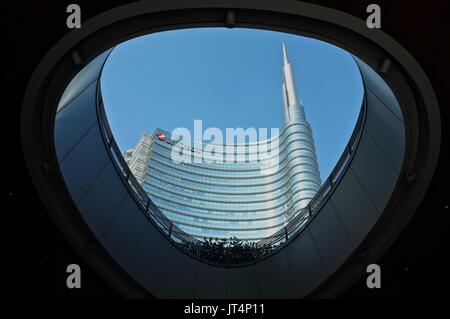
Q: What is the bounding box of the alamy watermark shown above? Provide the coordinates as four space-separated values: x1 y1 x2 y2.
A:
66 4 81 29
66 264 81 289
366 4 381 29
161 120 280 174
366 264 381 289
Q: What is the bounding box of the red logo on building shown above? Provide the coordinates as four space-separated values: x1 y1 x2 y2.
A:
156 133 166 141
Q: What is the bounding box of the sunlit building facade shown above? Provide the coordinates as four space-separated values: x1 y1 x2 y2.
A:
125 45 321 240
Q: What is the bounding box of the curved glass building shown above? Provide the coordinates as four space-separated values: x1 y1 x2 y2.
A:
125 45 321 240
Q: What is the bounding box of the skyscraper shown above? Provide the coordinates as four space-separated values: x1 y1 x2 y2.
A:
125 44 321 241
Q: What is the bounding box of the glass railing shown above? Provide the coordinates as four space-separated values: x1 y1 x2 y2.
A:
96 82 366 267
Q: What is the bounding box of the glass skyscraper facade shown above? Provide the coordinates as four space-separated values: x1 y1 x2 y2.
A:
125 45 321 240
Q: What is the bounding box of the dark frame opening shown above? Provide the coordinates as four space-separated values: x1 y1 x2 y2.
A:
22 1 440 298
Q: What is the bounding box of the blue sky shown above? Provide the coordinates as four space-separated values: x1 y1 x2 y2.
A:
100 27 363 180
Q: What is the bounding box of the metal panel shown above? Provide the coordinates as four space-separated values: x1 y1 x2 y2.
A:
194 263 227 299
227 266 259 298
58 123 109 204
309 201 354 274
57 49 112 112
157 244 201 298
255 250 296 298
284 229 327 298
78 161 127 238
125 220 170 298
55 81 98 162
100 196 148 269
354 57 403 122
331 169 378 246
350 130 400 214
364 90 405 172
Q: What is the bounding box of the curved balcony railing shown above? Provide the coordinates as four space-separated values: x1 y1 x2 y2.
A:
96 79 366 267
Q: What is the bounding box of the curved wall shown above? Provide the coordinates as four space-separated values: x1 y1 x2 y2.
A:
22 0 440 299
53 45 405 297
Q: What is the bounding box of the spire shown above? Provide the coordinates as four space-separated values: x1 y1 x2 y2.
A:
282 42 288 64
281 43 298 116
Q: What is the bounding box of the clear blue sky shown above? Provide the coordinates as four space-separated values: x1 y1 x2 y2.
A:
100 27 363 180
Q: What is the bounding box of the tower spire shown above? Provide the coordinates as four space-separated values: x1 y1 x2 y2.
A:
282 42 288 63
282 43 298 123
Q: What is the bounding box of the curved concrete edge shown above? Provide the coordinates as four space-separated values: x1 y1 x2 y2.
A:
21 1 440 299
53 41 405 298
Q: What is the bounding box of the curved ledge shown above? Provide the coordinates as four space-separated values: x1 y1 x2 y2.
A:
21 0 440 298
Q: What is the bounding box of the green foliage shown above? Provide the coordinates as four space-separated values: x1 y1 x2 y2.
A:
178 236 278 264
